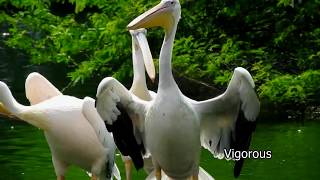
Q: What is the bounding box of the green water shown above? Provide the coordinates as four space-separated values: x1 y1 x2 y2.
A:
0 117 319 180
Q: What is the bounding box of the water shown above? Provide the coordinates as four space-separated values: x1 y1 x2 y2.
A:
200 121 320 180
0 116 319 180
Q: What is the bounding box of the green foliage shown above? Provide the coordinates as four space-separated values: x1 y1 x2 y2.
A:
1 0 320 109
260 74 306 105
260 70 320 105
0 0 159 84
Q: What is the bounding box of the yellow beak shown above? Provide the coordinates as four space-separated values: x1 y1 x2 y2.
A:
127 2 173 31
135 31 156 82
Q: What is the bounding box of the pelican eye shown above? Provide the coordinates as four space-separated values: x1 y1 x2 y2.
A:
166 1 174 5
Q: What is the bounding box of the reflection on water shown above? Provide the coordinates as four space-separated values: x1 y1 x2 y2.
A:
0 117 319 180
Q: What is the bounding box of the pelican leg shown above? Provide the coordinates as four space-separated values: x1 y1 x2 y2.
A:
124 159 132 180
90 175 98 180
52 157 68 180
155 168 161 180
57 176 65 180
192 174 198 180
191 166 199 180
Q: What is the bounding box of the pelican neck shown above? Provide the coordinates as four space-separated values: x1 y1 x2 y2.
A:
158 23 179 94
0 85 27 115
130 38 151 99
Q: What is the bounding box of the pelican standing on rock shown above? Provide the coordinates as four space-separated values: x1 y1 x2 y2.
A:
0 73 120 180
96 0 260 179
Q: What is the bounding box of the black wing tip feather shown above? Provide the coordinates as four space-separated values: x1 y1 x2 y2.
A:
105 160 113 179
104 103 144 170
231 111 257 178
234 158 244 178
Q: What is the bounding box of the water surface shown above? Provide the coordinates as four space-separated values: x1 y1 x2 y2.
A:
1 117 319 180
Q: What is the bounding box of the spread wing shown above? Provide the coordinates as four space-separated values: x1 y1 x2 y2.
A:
25 72 62 105
96 77 151 170
189 67 260 177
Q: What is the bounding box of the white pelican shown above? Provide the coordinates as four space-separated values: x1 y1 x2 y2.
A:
129 28 156 175
0 73 120 180
105 28 214 180
120 28 156 179
96 0 259 179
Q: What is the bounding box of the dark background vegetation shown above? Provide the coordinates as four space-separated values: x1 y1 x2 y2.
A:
1 0 320 121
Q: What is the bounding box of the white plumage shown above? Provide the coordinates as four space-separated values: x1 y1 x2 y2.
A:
122 28 156 179
96 0 260 179
0 73 120 180
191 67 259 159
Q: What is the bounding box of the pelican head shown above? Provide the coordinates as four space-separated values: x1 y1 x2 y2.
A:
127 0 181 32
129 28 155 82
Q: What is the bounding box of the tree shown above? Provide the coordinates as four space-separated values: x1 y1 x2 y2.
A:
1 0 320 115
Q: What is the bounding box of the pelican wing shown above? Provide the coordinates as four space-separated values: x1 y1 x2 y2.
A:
189 67 260 177
96 77 150 169
82 97 115 148
82 97 120 180
25 72 62 105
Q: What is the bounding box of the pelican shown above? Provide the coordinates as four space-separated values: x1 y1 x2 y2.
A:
107 28 214 180
96 0 259 179
0 73 120 180
121 28 156 179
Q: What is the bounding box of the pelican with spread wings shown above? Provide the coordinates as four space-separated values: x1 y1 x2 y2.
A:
96 0 260 179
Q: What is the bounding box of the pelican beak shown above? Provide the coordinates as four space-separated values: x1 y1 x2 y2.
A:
135 31 155 82
0 102 13 117
127 1 173 31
